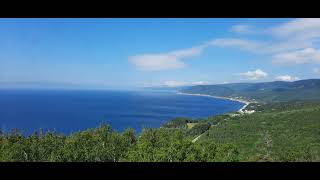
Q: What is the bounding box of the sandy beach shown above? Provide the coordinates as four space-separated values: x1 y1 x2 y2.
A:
176 92 251 113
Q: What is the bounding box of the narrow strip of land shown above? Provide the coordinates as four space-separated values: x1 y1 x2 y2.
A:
192 134 203 143
177 92 254 114
192 116 230 143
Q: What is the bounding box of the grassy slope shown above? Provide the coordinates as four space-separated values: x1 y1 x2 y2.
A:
198 102 320 161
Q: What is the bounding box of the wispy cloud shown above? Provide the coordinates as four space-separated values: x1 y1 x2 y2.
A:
239 69 268 80
129 46 206 71
275 75 299 81
129 18 320 71
272 48 320 64
209 38 262 52
230 24 268 35
270 18 320 40
230 25 254 34
129 54 186 71
143 80 211 87
210 38 315 56
212 19 320 66
163 80 210 87
191 81 210 85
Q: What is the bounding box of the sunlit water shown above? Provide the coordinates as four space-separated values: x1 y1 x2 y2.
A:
0 89 243 135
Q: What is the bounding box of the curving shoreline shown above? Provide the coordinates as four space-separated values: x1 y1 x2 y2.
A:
176 92 251 113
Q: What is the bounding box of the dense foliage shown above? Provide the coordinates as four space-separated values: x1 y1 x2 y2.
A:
0 124 136 162
206 115 229 125
161 117 196 129
0 124 238 162
198 102 320 161
186 122 211 137
126 128 238 162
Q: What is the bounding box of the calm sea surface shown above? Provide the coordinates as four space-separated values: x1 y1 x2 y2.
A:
0 89 243 135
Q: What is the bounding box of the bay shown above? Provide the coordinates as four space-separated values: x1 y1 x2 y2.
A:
0 89 243 135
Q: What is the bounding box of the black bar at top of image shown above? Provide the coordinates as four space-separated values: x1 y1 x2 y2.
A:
0 1 319 18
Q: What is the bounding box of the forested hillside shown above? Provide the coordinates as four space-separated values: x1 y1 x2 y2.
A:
198 102 320 161
181 79 320 103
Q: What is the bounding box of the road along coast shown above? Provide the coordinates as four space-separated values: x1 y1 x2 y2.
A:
176 92 252 114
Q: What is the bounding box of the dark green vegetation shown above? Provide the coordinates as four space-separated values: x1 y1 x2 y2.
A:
125 128 238 162
0 125 136 162
161 117 196 129
197 102 320 161
181 79 320 103
161 102 320 161
0 123 238 162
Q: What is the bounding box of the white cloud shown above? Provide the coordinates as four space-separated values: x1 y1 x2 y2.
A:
210 37 313 55
168 46 205 57
230 25 253 34
209 38 262 52
261 40 312 54
154 80 211 87
191 81 210 85
272 48 320 65
129 46 206 71
230 24 269 35
165 81 211 87
275 75 300 82
239 69 268 80
129 54 186 71
130 38 264 71
213 19 320 62
129 18 320 72
271 18 320 40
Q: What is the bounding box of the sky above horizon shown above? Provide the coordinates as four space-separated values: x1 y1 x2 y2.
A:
1 18 320 89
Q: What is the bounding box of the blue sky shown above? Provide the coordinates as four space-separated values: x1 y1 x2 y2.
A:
1 18 320 89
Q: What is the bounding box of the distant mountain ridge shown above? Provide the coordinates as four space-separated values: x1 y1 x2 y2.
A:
181 79 320 103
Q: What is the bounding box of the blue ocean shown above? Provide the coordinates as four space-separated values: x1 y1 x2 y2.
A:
0 89 243 135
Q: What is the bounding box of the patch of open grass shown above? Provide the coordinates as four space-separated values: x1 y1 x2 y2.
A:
187 123 197 129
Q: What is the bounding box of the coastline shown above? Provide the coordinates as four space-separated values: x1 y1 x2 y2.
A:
176 92 251 113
